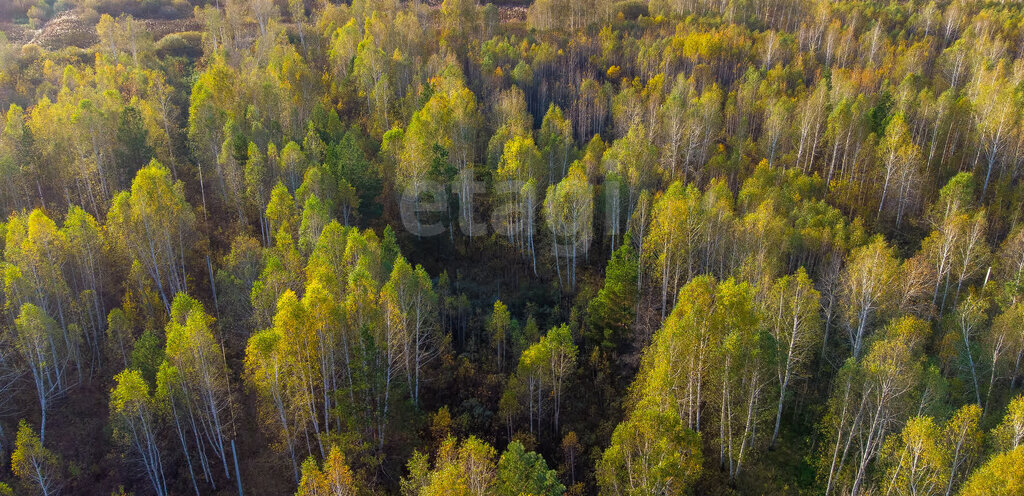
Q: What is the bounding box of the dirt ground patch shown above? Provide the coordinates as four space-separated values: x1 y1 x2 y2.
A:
0 21 31 45
0 9 200 51
28 9 99 49
1 5 529 53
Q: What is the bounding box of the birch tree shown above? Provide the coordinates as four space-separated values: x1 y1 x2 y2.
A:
878 416 946 496
495 136 542 270
3 210 79 376
984 304 1024 413
644 182 704 318
763 268 822 448
941 403 982 496
11 420 63 496
596 404 702 496
107 161 196 313
840 235 900 358
61 206 107 367
970 67 1017 196
947 292 989 406
110 369 167 496
537 104 574 183
715 279 767 480
487 300 511 373
543 163 593 289
820 316 930 495
14 304 79 444
245 325 304 483
159 294 234 486
295 446 357 496
876 114 922 228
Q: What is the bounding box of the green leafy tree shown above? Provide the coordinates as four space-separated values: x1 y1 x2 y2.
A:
295 446 357 496
495 135 542 270
993 394 1024 452
841 235 901 358
878 416 946 496
958 446 1024 496
106 308 134 369
538 104 574 183
984 304 1024 413
3 209 74 353
107 161 196 313
876 114 922 228
942 404 983 496
158 294 234 487
403 436 497 496
543 163 593 289
495 441 564 496
110 369 167 496
298 194 331 255
10 420 61 496
644 182 704 317
764 268 822 447
245 324 304 482
488 300 511 372
603 123 657 236
61 206 108 366
596 404 702 496
820 317 931 495
916 173 988 314
11 420 62 496
113 105 153 191
381 256 442 406
13 304 79 444
586 232 638 352
130 331 164 388
510 323 578 438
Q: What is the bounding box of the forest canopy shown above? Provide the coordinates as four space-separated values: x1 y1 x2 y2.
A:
2 0 1024 494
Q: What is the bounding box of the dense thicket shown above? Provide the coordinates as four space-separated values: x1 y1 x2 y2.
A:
2 0 1024 494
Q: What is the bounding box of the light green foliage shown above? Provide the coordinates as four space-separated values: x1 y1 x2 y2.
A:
840 235 902 358
495 441 564 496
538 104 574 182
488 299 512 372
644 181 704 315
399 75 480 190
109 369 165 496
295 446 357 496
597 404 701 496
130 331 164 388
401 436 561 496
764 267 821 447
158 293 233 483
14 303 79 443
298 194 331 255
958 446 1024 496
993 395 1024 452
11 420 63 496
404 436 497 496
878 416 946 496
107 161 196 312
266 181 298 240
543 163 593 289
819 317 932 495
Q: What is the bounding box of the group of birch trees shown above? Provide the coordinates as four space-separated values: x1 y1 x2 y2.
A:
6 0 1024 493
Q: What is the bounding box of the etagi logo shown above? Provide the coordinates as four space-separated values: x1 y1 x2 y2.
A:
396 173 616 256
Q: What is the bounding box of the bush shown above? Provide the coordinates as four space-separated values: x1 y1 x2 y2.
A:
77 7 100 25
613 0 648 19
154 30 202 58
